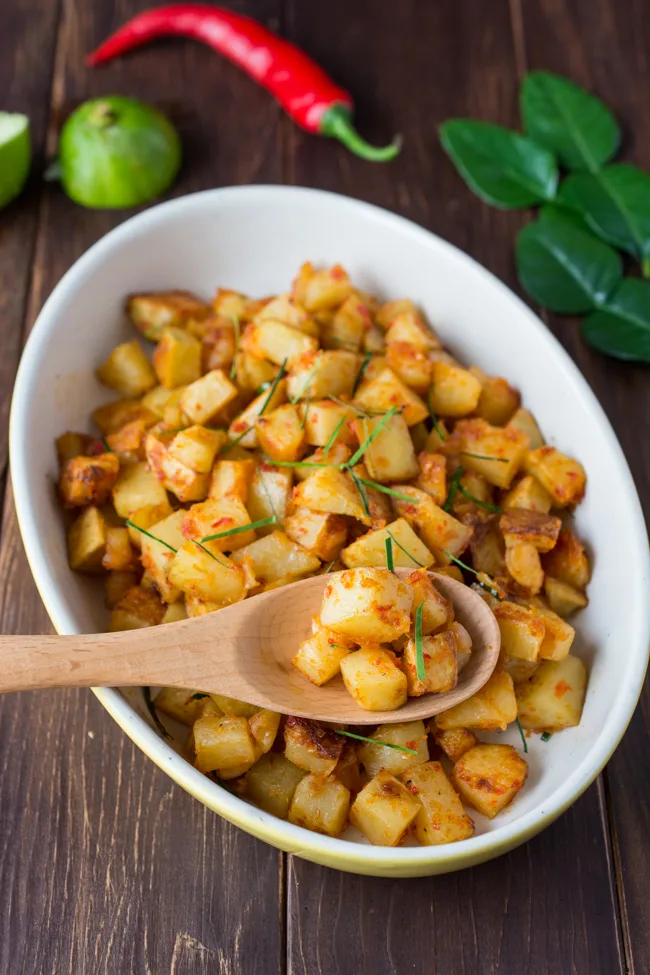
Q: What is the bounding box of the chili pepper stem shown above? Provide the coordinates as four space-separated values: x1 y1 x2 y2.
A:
320 104 401 162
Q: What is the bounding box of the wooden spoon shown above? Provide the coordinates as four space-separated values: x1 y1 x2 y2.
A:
0 570 500 725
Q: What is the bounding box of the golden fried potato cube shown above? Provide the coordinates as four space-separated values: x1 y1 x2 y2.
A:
177 368 238 425
295 263 352 312
429 361 482 418
341 518 434 571
194 715 258 772
424 420 450 454
245 752 306 817
542 528 590 589
255 403 306 462
452 744 528 819
126 290 210 341
56 431 93 467
288 774 351 836
139 510 186 602
184 595 222 618
524 446 586 508
471 372 520 426
334 744 363 793
340 647 408 711
153 326 202 388
247 464 293 529
232 350 279 391
253 292 314 331
212 288 253 321
354 366 428 426
415 452 447 506
96 339 157 398
436 565 464 584
502 475 553 513
248 709 281 753
320 295 370 351
357 720 429 778
105 418 148 463
140 384 177 419
209 457 256 503
230 530 320 583
181 496 254 552
452 418 529 489
287 349 360 400
154 687 207 726
503 656 540 684
493 601 545 662
292 624 354 685
436 668 517 731
67 505 107 572
145 431 210 503
293 467 371 525
284 508 348 561
401 761 475 844
105 570 139 609
92 399 158 435
246 319 318 366
500 508 561 552
284 717 344 775
58 452 120 509
169 543 248 605
385 341 433 393
403 629 458 696
528 604 575 661
544 577 588 618
101 526 137 572
321 567 413 642
169 426 226 474
507 407 545 449
431 726 478 762
405 569 453 634
353 412 419 483
363 324 385 354
125 500 173 551
226 379 287 449
375 299 419 330
516 655 587 731
109 585 165 631
111 461 169 520
162 601 188 624
300 400 356 448
505 540 544 594
392 486 473 561
349 771 421 846
384 309 440 350
208 695 255 717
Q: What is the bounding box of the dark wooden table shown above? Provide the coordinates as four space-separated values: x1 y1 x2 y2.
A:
1 1 648 972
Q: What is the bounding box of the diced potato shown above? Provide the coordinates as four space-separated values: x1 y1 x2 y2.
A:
349 771 421 846
145 431 210 503
503 656 540 684
320 295 370 351
154 687 208 725
249 710 281 753
544 576 588 618
452 744 528 819
375 299 419 330
524 446 586 508
126 290 210 341
505 540 544 594
292 623 355 685
357 720 429 778
209 457 256 503
104 418 148 463
508 407 545 450
429 361 482 417
295 263 352 312
92 399 158 435
284 716 344 775
231 351 278 393
181 496 254 551
102 526 137 571
288 774 351 837
320 567 413 642
502 475 553 513
246 319 318 365
227 379 287 449
245 752 306 818
424 420 450 454
493 601 545 662
59 453 120 508
542 528 590 589
178 368 238 424
67 505 107 572
472 373 520 426
436 565 464 583
153 327 202 388
230 530 320 584
253 292 314 331
451 418 529 489
139 510 186 602
109 585 165 631
160 387 189 429
528 604 575 661
431 726 477 762
469 523 506 578
284 508 348 561
391 486 473 561
184 595 222 618
500 508 561 552
385 341 433 393
436 668 517 731
256 403 306 462
405 569 453 634
141 384 177 419
341 518 434 570
287 350 359 400
354 412 419 483
56 431 92 467
401 762 475 845
96 340 157 398
209 695 257 717
168 426 226 474
125 500 173 550
384 309 439 349
340 647 408 711
334 744 363 793
300 399 356 449
354 366 428 426
516 655 587 731
415 452 447 506
247 465 293 530
169 543 248 605
402 629 458 696
194 715 258 772
162 601 188 624
292 467 371 525
105 570 139 609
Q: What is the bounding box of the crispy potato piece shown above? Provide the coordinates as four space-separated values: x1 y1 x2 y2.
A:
230 530 321 583
357 720 429 778
168 426 226 474
528 604 575 661
354 366 428 426
385 341 433 393
292 467 371 525
162 601 188 624
402 629 458 696
92 399 158 435
105 570 140 609
105 418 148 463
384 309 440 349
452 744 528 819
247 464 293 530
295 263 352 312
500 508 561 553
102 526 137 571
505 540 544 594
435 668 517 731
429 361 482 417
391 486 473 561
469 523 506 579
320 295 371 351
169 543 248 605
471 371 520 426
341 518 434 570
209 457 256 503
246 319 318 365
256 403 306 462
227 379 287 449
284 508 348 561
288 774 351 837
542 528 590 589
494 601 545 662
334 744 363 793
194 715 259 772
287 350 359 400
300 400 357 449
349 771 421 846
284 716 343 775
145 431 210 503
109 585 165 631
139 510 186 603
340 647 408 711
153 327 202 388
233 350 279 391
524 446 586 508
516 655 587 731
249 709 282 754
502 475 553 513
405 569 453 634
292 621 355 685
124 500 173 552
181 496 254 551
179 368 238 424
155 687 208 726
415 452 447 507
59 453 120 508
507 407 545 450
544 576 588 618
450 418 529 489
67 506 107 572
354 412 419 483
245 753 306 818
320 567 413 642
401 761 475 845
56 431 93 467
126 290 210 341
431 726 477 762
96 339 157 397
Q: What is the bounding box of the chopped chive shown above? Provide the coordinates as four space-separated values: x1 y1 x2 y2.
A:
443 465 465 513
329 643 349 651
229 314 240 380
427 391 447 442
202 516 275 543
324 560 337 573
441 549 504 600
256 381 272 395
221 426 254 453
192 538 229 566
322 414 348 460
336 730 418 755
385 536 394 572
99 436 112 452
291 354 321 404
350 471 371 518
541 731 552 742
259 357 287 416
299 385 311 430
461 451 508 463
515 717 529 754
125 520 177 553
385 529 425 567
415 602 425 681
326 395 372 417
257 468 279 525
458 484 503 513
266 460 331 469
143 687 172 739
351 352 372 396
344 407 397 469
356 478 420 503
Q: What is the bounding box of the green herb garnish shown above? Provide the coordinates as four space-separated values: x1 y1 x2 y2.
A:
458 484 503 513
414 602 425 681
324 560 337 573
125 520 177 553
350 471 371 518
441 549 504 600
265 460 331 469
351 352 372 396
99 436 112 452
256 468 279 525
356 479 420 503
427 391 447 442
291 354 321 404
385 535 394 572
541 731 552 742
202 516 275 543
221 426 253 453
192 538 229 566
322 414 348 460
300 386 311 430
461 451 509 463
443 466 465 512
515 716 529 754
344 407 397 469
256 381 272 395
259 357 287 416
229 314 240 380
385 529 424 567
143 687 171 739
336 730 418 755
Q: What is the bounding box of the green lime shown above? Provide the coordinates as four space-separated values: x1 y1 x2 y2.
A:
0 112 31 208
58 96 181 209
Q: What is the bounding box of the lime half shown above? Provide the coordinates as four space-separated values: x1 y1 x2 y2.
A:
0 112 31 208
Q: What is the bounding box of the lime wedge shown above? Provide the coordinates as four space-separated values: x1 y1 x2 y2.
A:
0 112 31 209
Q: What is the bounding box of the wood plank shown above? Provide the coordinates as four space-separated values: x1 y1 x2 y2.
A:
0 1 286 971
516 1 650 971
285 1 624 972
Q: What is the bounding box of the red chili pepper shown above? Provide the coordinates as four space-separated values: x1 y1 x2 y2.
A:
86 4 401 162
